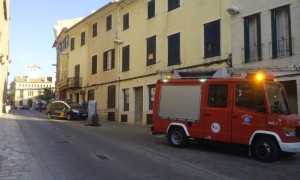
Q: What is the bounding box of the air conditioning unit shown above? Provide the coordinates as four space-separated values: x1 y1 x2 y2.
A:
226 6 240 15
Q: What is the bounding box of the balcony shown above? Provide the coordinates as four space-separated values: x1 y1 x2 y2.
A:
67 77 82 89
242 44 263 63
270 37 294 58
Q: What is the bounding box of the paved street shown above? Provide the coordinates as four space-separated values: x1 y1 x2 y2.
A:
0 109 300 180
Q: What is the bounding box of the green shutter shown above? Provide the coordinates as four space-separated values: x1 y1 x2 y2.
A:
271 10 277 58
244 18 250 62
257 14 262 61
287 5 292 56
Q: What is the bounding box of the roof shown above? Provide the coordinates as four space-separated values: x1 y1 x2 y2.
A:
14 76 53 83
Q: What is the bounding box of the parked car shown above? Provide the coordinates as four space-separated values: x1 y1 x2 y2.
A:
21 105 30 110
46 100 88 120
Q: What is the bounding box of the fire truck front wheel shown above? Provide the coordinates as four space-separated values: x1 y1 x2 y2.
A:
167 127 189 148
251 136 280 163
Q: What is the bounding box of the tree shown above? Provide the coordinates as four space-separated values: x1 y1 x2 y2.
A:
37 88 55 102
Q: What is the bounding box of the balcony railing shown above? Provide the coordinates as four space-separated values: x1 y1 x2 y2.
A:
67 77 82 89
270 37 294 58
242 44 263 63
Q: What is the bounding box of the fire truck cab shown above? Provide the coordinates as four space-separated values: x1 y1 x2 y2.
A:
151 68 300 162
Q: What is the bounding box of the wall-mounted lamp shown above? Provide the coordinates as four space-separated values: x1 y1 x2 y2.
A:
226 6 240 15
113 38 123 44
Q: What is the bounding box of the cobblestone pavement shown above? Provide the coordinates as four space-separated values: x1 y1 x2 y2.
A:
0 113 53 180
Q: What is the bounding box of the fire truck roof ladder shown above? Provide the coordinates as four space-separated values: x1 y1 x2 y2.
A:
168 65 300 79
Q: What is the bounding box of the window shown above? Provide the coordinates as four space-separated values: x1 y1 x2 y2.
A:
123 89 129 111
103 49 115 71
146 36 156 66
93 23 98 37
88 90 94 100
168 33 181 66
271 5 292 58
108 85 116 108
81 32 85 46
20 90 24 98
92 55 97 75
208 84 228 107
148 85 156 110
75 64 80 87
168 0 180 11
106 15 112 31
204 20 221 58
235 83 264 110
123 13 129 30
71 38 75 51
244 14 261 62
3 0 8 21
122 45 130 72
148 0 155 19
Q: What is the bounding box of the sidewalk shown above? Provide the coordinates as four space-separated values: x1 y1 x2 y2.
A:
0 113 53 180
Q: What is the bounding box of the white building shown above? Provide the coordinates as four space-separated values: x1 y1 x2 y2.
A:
10 65 55 108
230 0 300 113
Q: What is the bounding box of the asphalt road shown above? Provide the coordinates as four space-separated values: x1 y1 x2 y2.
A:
4 109 300 180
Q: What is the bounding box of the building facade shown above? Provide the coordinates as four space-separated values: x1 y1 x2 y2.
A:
53 0 232 124
230 0 300 113
0 0 10 113
10 65 55 109
53 18 84 101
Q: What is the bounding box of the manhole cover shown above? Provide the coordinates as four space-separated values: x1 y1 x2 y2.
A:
95 154 110 160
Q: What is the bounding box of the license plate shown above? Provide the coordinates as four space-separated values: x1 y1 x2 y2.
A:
82 114 87 116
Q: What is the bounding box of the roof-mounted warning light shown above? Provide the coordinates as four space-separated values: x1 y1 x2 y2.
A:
246 72 275 81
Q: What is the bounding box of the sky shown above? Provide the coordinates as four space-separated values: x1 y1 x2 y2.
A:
8 0 111 84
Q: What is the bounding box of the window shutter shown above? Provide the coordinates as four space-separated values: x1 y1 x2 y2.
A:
244 18 250 62
103 51 108 71
257 14 262 60
111 49 115 69
271 10 277 58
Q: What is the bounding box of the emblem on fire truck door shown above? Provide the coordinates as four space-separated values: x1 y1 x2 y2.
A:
242 114 252 125
211 123 220 133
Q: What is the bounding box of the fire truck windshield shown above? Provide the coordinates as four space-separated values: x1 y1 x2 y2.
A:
265 83 291 114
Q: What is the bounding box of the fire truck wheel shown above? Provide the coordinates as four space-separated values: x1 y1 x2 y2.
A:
167 127 189 148
251 136 280 163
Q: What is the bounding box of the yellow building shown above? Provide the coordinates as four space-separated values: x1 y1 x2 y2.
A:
53 18 84 101
54 0 231 124
0 0 10 113
10 65 55 109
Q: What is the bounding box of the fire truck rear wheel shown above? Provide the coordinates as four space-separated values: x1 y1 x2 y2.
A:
251 136 280 163
167 127 189 148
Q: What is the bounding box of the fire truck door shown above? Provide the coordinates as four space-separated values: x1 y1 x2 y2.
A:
231 83 267 145
204 84 231 142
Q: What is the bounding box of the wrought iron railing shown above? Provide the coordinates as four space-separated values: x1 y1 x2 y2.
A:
67 77 82 89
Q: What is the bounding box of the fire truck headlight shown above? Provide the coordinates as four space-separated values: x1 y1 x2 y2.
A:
283 127 296 136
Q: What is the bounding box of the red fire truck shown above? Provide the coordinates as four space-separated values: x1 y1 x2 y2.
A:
151 68 300 162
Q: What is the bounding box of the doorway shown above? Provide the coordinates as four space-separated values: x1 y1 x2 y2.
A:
135 87 143 123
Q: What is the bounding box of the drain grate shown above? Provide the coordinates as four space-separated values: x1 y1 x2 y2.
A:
95 154 110 160
52 141 70 144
